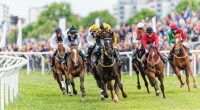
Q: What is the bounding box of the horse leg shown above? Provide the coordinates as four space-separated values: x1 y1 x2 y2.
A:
153 78 160 96
185 69 191 92
139 66 150 93
133 65 141 90
115 74 127 99
114 81 121 103
66 73 72 96
53 70 63 93
187 66 197 88
71 78 77 95
158 75 165 98
57 69 67 94
107 81 114 101
80 71 86 101
174 67 185 87
101 80 108 99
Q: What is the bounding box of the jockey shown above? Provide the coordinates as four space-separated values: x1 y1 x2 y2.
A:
141 27 167 69
94 22 120 65
132 22 146 63
168 23 192 61
86 24 99 59
63 26 87 64
50 27 66 67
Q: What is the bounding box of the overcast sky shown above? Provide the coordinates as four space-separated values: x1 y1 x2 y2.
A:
1 0 117 22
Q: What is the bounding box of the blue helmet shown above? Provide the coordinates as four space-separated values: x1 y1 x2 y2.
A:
146 27 153 33
55 27 62 33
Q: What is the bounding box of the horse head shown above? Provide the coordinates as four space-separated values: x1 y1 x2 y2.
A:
173 34 183 54
147 44 159 69
103 38 114 58
69 44 79 67
57 42 65 59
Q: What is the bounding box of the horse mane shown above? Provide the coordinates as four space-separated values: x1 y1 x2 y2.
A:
148 44 156 50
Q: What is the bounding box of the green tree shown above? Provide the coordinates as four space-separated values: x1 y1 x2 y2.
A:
128 8 156 25
80 10 117 28
8 2 79 43
176 0 200 13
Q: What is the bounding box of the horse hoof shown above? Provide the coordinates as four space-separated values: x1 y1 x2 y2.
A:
101 95 105 101
156 90 160 96
123 93 128 98
137 85 141 90
114 98 119 103
82 97 85 101
68 92 73 96
194 85 197 88
180 85 184 88
73 91 78 95
113 94 119 103
104 94 108 98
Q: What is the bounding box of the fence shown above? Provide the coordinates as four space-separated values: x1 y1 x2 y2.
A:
0 50 200 76
0 55 28 110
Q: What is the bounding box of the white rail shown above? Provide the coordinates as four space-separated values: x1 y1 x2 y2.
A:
0 50 200 76
0 55 28 110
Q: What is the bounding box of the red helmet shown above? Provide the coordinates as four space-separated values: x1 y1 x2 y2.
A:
170 23 177 29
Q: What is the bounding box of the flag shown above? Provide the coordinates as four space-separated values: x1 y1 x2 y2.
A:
0 22 7 48
59 18 66 31
184 7 191 19
17 20 22 49
151 16 156 32
95 18 100 27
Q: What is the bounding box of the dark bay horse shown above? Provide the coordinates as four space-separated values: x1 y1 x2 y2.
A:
146 45 165 98
66 45 86 101
96 38 127 103
132 43 150 93
87 44 122 102
169 34 197 91
51 42 68 94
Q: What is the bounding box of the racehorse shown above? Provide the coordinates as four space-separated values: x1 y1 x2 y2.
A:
51 42 68 94
65 45 86 101
169 34 197 91
146 44 165 98
87 44 122 102
96 37 127 103
132 42 150 93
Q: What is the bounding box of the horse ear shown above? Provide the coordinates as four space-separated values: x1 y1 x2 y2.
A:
69 44 71 48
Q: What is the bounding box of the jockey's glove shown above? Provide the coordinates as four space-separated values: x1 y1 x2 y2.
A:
96 46 102 51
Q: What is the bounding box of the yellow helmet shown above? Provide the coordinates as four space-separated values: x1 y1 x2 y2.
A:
91 24 99 32
100 22 112 33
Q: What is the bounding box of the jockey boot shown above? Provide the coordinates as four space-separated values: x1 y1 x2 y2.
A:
183 46 192 56
142 52 148 69
87 46 93 59
132 49 139 63
158 52 167 63
94 50 101 66
50 50 58 67
62 53 68 64
79 51 87 62
114 48 122 63
167 48 175 61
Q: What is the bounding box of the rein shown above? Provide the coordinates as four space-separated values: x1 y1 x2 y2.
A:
147 53 160 67
99 58 116 67
173 44 188 59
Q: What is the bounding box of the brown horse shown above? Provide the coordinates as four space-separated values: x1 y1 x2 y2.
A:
65 45 86 101
146 44 165 98
169 34 197 91
132 43 150 93
51 42 68 94
96 38 127 103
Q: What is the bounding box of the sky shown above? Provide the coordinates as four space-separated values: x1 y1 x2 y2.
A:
0 0 117 23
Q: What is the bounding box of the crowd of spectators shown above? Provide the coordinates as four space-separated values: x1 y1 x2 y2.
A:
1 11 199 73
